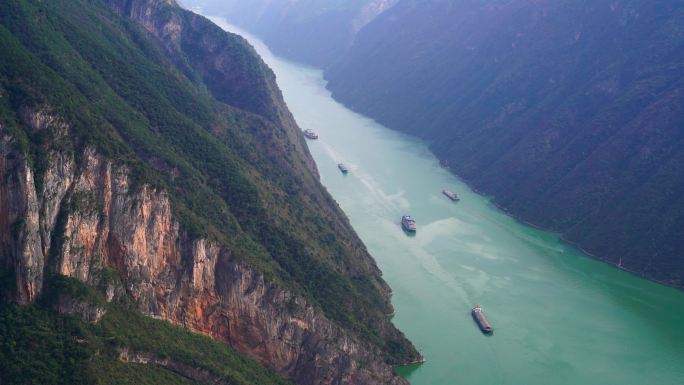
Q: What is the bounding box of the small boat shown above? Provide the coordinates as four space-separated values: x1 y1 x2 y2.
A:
303 129 319 139
442 189 460 201
401 215 417 232
338 163 349 174
471 304 493 334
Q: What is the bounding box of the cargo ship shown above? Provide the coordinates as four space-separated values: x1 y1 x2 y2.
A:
401 215 417 232
442 189 460 201
471 304 493 334
338 163 349 174
303 129 319 139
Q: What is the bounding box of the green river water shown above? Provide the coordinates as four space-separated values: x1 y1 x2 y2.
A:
208 17 684 385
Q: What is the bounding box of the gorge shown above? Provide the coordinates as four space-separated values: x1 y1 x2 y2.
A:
324 0 684 289
206 17 684 385
195 0 684 290
2 0 684 384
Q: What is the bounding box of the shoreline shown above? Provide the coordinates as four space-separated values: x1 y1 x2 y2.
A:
440 163 684 292
395 357 427 367
320 69 684 293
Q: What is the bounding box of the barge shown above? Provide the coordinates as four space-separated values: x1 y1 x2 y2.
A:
471 304 493 334
303 129 319 139
401 215 417 232
442 189 460 201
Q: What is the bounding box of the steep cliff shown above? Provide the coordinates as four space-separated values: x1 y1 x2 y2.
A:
181 0 398 68
325 0 684 288
0 139 406 384
0 0 418 383
0 275 295 385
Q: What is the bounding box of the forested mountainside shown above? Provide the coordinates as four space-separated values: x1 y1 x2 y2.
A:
180 0 398 68
325 0 684 288
0 0 419 384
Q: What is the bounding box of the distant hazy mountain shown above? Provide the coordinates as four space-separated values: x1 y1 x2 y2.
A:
325 0 684 288
180 0 398 67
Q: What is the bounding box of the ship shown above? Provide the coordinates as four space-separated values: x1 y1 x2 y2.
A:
401 215 417 232
303 129 319 139
442 189 460 201
338 163 349 174
471 304 493 334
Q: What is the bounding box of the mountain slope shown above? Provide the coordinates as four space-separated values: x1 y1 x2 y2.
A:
0 276 293 385
325 0 684 288
182 0 398 68
0 0 419 383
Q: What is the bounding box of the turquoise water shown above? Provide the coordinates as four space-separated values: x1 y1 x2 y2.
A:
209 17 684 385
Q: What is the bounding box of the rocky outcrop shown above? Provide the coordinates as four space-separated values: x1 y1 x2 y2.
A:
52 292 107 323
0 115 407 384
0 129 43 303
0 0 418 382
119 348 230 384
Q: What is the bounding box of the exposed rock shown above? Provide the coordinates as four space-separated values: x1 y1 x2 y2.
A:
119 348 231 384
0 117 407 384
0 0 418 382
0 131 43 303
52 293 107 323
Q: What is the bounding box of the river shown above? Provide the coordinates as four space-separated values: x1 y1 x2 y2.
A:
206 16 684 385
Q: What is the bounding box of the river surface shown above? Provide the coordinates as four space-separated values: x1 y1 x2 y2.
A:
206 16 684 385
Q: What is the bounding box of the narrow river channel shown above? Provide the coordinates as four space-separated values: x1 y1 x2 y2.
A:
208 16 684 385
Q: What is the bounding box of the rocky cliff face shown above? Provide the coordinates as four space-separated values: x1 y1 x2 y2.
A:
0 116 405 385
0 0 417 383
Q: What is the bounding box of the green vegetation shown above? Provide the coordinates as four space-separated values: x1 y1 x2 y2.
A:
0 276 293 385
325 0 684 288
0 0 416 376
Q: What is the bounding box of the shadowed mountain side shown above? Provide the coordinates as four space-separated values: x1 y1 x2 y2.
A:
325 0 684 288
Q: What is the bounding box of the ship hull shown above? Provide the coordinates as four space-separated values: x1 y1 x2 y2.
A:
303 129 318 139
472 309 493 334
442 190 460 201
401 215 417 232
402 223 416 232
